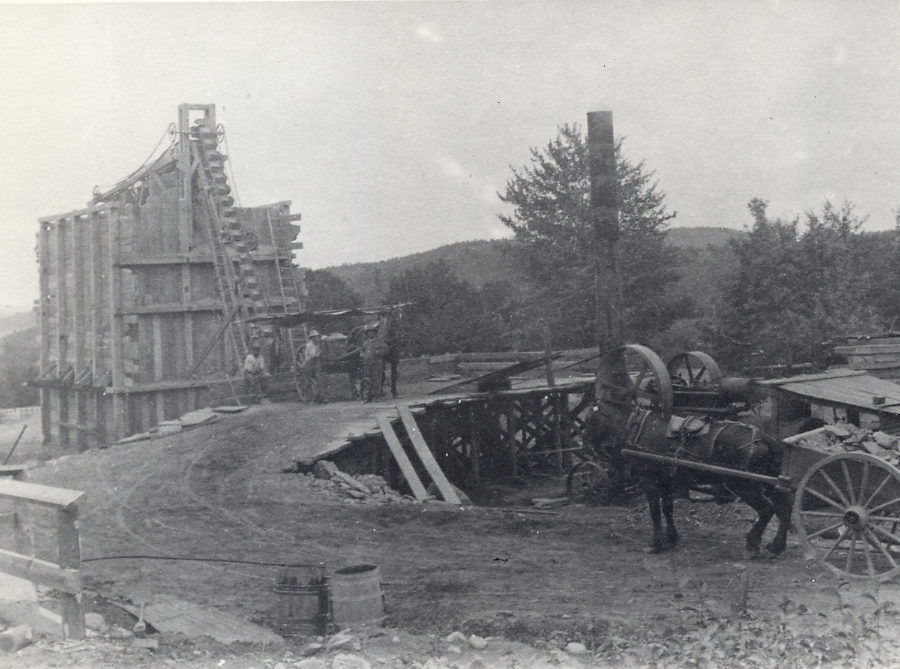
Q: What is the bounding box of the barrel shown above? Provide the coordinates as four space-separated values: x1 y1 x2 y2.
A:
330 564 385 628
272 568 326 638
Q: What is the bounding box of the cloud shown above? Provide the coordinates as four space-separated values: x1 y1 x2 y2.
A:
415 24 443 44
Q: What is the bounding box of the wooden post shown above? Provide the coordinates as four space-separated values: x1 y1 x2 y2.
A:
56 506 84 638
507 401 518 478
587 110 622 348
469 402 481 484
108 210 126 440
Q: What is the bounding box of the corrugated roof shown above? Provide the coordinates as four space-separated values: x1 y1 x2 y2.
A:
757 368 900 415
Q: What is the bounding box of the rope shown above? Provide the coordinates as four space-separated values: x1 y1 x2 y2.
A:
93 124 175 197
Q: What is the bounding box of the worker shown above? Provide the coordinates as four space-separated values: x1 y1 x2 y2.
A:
299 330 323 402
243 343 268 404
360 325 388 402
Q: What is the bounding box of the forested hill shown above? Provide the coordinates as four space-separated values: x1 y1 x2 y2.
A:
323 227 745 307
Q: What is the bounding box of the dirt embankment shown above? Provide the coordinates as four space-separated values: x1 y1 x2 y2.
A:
3 401 900 667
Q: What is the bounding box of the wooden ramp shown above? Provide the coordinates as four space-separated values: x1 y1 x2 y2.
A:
376 414 428 501
397 406 461 504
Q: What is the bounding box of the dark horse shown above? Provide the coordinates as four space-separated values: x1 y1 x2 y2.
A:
587 401 792 557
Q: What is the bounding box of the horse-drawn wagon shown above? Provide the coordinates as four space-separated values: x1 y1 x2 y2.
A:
569 344 900 581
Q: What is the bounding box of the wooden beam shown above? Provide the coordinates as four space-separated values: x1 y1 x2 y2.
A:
0 479 84 509
104 378 212 394
376 415 428 501
107 210 125 440
57 506 85 638
0 548 80 594
116 301 222 316
397 406 461 504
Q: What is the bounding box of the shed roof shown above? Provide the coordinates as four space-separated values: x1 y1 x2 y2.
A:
756 368 900 415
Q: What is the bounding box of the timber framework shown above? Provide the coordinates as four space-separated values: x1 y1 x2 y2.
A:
35 103 307 449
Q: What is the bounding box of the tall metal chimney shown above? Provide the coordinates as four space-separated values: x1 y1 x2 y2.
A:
587 110 623 347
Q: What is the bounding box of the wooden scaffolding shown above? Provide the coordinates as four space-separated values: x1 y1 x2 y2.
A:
35 104 306 449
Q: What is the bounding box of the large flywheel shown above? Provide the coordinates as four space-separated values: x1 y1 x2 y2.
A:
667 351 723 389
596 344 673 417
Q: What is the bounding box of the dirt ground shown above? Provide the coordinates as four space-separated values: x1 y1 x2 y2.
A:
3 395 900 668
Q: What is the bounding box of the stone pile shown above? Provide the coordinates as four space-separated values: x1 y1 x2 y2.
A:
308 461 417 505
794 423 900 464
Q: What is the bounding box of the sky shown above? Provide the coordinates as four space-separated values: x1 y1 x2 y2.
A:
0 1 898 310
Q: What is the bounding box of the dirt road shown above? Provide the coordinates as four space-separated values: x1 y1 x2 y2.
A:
4 400 900 667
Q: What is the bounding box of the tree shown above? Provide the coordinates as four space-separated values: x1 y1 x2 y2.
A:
499 123 685 349
385 261 508 355
0 327 39 407
302 269 363 311
715 199 882 372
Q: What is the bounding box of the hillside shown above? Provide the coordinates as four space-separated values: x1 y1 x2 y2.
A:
0 308 36 339
322 227 745 308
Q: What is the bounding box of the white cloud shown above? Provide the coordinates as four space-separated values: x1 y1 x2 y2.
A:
415 23 443 44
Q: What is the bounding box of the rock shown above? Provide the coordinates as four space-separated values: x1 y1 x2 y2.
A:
313 460 339 480
346 489 367 499
467 634 488 650
110 626 134 639
292 659 328 669
566 641 588 655
326 630 356 650
0 625 33 653
446 644 461 654
84 612 107 632
468 660 486 669
825 424 852 439
874 431 898 449
334 471 372 494
274 663 287 669
299 641 323 656
133 637 159 651
331 653 372 669
444 631 467 644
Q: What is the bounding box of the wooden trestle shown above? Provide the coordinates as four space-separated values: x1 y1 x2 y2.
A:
323 380 596 496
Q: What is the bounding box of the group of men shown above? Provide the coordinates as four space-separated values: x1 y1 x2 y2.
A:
241 322 394 404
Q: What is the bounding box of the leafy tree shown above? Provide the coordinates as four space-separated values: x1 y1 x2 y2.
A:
0 327 39 407
385 260 508 355
499 123 685 349
715 199 882 372
302 269 363 311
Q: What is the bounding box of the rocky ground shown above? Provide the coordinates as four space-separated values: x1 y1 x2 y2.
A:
2 397 900 668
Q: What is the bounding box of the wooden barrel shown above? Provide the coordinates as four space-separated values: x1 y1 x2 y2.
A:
272 568 326 638
330 564 384 628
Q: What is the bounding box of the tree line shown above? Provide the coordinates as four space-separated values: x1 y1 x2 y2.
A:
309 123 900 375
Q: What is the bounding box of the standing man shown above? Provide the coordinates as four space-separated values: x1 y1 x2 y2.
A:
243 342 268 404
299 330 323 402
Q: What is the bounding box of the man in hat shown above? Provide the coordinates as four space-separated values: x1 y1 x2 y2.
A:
243 342 268 404
298 330 323 402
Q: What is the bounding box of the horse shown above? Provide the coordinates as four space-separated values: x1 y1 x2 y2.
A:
586 400 792 557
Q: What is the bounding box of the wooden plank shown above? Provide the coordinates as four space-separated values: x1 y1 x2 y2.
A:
56 506 85 638
0 548 81 594
104 378 212 394
397 406 461 504
116 301 222 315
108 210 126 440
153 315 166 424
376 415 428 501
0 479 84 509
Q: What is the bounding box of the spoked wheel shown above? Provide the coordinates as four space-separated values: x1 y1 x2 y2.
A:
667 351 722 389
567 461 614 505
794 452 900 581
595 344 673 416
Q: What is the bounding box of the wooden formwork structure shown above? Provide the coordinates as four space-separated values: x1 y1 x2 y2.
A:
325 381 596 493
35 104 306 449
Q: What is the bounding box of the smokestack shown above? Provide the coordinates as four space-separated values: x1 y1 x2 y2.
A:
587 110 624 347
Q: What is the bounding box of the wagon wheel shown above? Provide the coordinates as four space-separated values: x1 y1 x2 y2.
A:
596 344 673 416
667 351 722 389
567 461 613 505
794 452 900 581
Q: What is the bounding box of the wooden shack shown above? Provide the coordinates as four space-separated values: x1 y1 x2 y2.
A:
35 104 306 449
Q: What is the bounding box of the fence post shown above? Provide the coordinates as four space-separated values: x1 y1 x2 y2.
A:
56 506 84 638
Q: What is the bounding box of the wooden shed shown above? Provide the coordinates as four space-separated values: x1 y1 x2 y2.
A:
35 104 306 449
